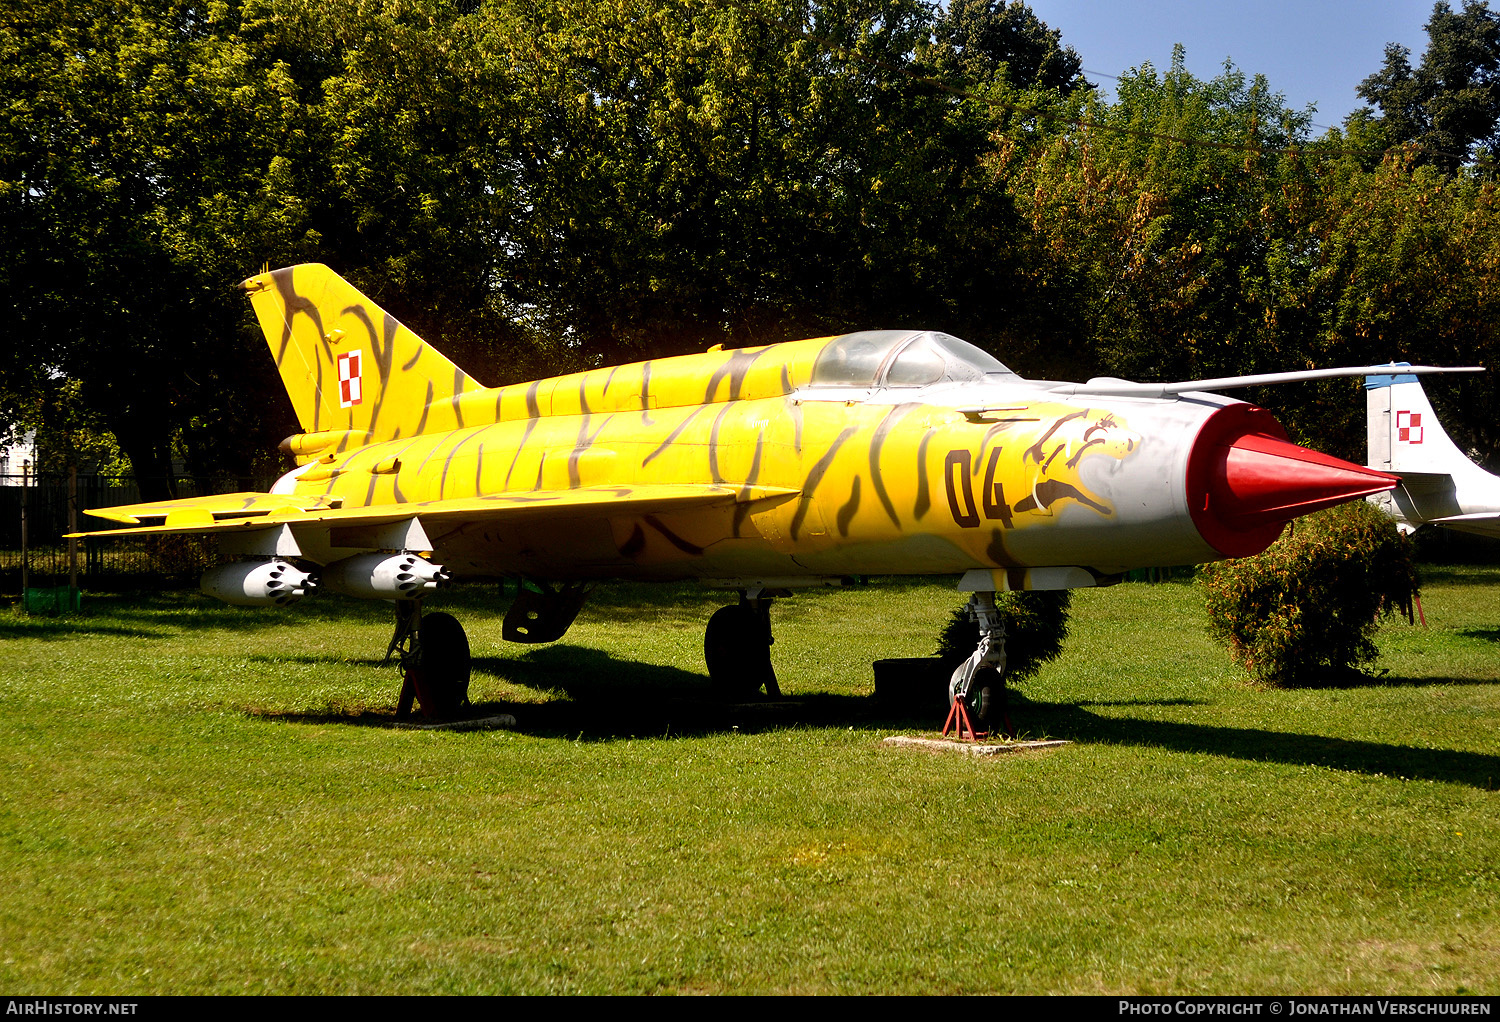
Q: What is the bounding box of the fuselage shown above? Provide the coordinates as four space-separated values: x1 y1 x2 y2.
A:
272 330 1301 583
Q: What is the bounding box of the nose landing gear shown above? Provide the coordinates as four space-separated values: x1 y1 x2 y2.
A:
946 592 1013 739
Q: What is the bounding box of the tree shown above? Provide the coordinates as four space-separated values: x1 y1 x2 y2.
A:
0 0 329 494
932 0 1088 93
0 0 545 490
1354 0 1500 174
2 0 1066 485
287 0 542 383
986 49 1500 470
487 0 1038 364
999 51 1322 386
1294 149 1500 467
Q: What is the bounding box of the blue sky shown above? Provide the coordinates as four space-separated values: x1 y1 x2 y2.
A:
1021 1 1445 131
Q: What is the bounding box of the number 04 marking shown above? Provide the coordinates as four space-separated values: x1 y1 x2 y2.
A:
944 448 1013 529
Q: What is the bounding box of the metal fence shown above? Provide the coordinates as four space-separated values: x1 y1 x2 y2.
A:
0 472 276 590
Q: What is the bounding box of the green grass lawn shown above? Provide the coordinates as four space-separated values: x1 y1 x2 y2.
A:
1 569 1497 994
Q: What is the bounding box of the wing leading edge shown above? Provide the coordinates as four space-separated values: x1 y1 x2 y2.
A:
74 484 800 541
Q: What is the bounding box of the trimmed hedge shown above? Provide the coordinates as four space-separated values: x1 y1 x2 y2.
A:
1198 501 1419 685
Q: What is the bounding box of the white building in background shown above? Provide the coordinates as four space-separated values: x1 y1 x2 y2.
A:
0 431 38 483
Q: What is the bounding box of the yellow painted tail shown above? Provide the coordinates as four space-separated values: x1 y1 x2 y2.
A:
241 264 484 442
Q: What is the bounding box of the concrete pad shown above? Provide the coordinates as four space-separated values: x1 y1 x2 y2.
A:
881 735 1070 756
395 713 518 732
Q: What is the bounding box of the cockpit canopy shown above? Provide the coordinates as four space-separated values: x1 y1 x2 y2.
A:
810 330 1015 389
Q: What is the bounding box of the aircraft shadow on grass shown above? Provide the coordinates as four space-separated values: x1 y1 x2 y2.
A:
1240 669 1500 691
500 672 1500 789
1413 570 1500 588
241 652 1500 790
250 642 887 738
475 645 708 699
240 653 390 668
1019 696 1500 791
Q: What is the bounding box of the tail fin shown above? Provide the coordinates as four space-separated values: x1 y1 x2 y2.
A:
1366 362 1500 535
1365 364 1478 476
242 264 484 442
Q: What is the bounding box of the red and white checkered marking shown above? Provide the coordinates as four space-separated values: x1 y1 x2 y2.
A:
338 350 363 408
1396 409 1423 444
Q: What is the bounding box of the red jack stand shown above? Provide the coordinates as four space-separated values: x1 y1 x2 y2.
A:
396 667 438 720
942 699 987 741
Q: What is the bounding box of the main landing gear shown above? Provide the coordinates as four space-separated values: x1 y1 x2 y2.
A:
704 591 783 702
388 599 472 719
946 592 1013 739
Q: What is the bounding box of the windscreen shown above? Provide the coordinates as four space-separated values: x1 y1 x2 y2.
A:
811 330 1014 388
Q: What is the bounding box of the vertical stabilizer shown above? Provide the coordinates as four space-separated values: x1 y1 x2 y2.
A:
241 264 484 442
1365 364 1474 476
1365 364 1500 534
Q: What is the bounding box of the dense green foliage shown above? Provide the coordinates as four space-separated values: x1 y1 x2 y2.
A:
5 0 1500 478
1198 501 1422 685
933 589 1071 684
1354 0 1500 173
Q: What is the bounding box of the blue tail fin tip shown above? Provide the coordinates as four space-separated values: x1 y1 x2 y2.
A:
1365 362 1416 390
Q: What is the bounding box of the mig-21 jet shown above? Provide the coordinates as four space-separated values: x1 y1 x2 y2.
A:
77 265 1452 725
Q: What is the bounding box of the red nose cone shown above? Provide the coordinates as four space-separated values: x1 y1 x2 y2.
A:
1214 432 1398 528
1187 405 1399 558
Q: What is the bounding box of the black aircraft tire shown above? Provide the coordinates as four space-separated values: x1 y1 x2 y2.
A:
949 666 997 728
704 604 773 702
417 611 471 716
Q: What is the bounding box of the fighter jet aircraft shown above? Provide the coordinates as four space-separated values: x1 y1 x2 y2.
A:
77 265 1441 724
1366 364 1497 538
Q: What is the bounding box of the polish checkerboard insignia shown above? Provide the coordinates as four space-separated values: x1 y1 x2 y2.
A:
338 350 363 408
1396 409 1423 444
